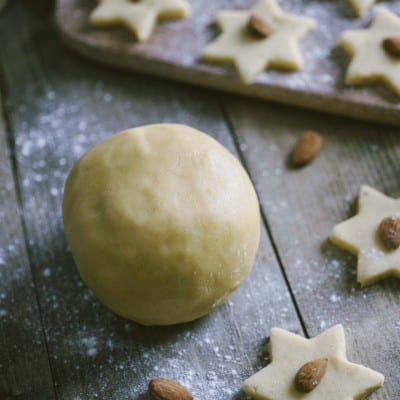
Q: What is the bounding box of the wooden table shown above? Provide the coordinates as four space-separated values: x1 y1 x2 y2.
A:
0 2 399 399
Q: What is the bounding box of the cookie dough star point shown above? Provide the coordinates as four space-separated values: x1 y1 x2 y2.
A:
89 0 190 42
243 325 384 400
202 0 316 83
330 185 400 286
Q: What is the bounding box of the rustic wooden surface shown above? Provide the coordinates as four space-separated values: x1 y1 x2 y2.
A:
222 97 400 398
56 0 400 126
0 101 55 398
0 1 399 399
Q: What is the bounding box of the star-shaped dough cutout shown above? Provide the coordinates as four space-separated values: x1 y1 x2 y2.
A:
202 0 316 83
347 0 375 17
330 185 400 286
89 0 190 42
243 325 384 400
339 8 400 96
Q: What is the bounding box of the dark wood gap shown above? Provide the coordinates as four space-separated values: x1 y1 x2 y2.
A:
217 94 308 338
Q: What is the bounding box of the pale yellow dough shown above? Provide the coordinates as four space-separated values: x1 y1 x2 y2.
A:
347 0 375 17
89 0 190 42
202 0 316 83
243 325 384 400
330 185 400 286
62 124 260 325
339 8 400 96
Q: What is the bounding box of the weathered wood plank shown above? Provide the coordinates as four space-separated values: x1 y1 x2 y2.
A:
0 101 55 395
56 0 400 126
223 95 400 399
0 3 302 398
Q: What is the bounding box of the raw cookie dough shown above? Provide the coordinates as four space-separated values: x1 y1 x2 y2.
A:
62 124 261 326
347 0 375 17
202 0 316 83
330 185 400 286
243 325 384 400
89 0 190 42
339 8 400 96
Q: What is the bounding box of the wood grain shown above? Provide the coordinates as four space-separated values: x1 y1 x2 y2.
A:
223 94 400 399
0 100 55 396
0 3 302 398
56 0 400 126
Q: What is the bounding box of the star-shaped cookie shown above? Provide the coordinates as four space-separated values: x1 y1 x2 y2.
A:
339 8 400 96
243 325 384 400
330 185 400 286
202 0 316 83
89 0 190 42
347 0 375 17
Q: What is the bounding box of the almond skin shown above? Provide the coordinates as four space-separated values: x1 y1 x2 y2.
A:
378 217 400 250
248 14 274 38
149 378 193 400
294 358 328 393
291 131 323 167
382 37 400 58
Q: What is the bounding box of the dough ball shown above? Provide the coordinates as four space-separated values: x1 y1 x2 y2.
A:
62 124 260 325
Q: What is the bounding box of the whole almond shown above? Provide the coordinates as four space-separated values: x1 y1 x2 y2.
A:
291 131 323 167
248 14 274 38
378 217 400 250
382 37 400 57
149 378 193 400
294 358 328 393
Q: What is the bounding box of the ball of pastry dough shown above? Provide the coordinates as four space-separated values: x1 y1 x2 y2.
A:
62 124 260 325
